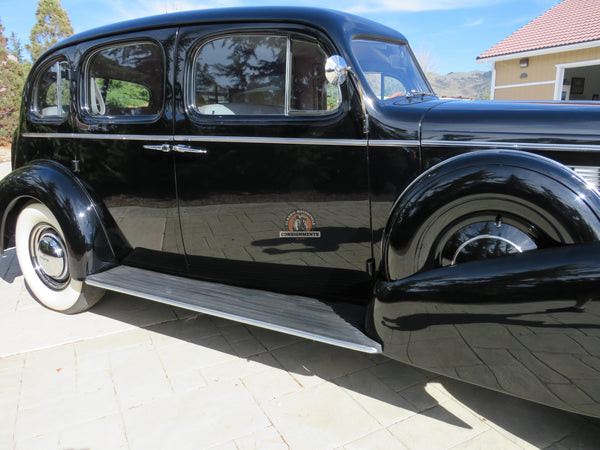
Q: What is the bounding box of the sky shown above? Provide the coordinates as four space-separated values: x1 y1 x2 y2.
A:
0 0 561 74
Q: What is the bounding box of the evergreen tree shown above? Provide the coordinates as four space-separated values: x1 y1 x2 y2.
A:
27 0 73 62
0 20 29 146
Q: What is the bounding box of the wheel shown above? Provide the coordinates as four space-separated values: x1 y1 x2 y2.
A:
15 203 105 313
385 194 583 281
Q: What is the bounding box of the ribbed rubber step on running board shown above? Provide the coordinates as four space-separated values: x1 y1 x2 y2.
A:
86 265 382 353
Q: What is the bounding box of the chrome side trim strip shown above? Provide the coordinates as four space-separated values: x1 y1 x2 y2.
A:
422 139 600 153
175 135 367 146
23 132 172 141
23 132 600 152
23 132 368 147
369 140 420 147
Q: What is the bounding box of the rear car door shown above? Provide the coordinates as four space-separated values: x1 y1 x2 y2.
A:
71 28 185 273
174 23 371 302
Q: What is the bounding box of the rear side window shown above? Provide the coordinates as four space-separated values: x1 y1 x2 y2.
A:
32 59 71 119
191 34 340 116
85 42 164 118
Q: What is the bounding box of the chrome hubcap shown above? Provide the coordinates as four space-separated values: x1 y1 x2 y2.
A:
29 224 70 290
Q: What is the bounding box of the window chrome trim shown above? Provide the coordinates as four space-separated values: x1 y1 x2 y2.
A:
189 32 341 118
421 139 600 153
82 40 166 123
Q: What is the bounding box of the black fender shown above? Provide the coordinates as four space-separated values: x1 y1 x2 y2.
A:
0 160 131 280
372 149 600 418
382 149 600 280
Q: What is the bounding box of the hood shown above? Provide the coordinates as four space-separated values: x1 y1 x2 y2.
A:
419 99 600 148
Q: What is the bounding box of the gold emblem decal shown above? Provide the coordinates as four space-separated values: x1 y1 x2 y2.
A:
279 209 321 238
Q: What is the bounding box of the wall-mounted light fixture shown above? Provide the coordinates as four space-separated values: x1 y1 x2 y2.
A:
520 72 528 78
519 58 529 68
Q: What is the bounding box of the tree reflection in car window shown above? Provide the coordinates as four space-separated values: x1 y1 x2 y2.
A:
193 35 340 116
87 42 164 117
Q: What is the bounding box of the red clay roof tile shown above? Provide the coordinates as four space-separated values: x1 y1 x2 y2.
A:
478 0 600 60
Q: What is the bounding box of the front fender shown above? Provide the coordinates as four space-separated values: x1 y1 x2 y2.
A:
373 149 600 417
0 160 129 279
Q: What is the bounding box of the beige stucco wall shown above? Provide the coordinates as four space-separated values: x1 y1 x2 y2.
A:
493 46 600 100
493 83 555 100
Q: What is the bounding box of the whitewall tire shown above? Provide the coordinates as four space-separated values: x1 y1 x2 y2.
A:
15 203 105 314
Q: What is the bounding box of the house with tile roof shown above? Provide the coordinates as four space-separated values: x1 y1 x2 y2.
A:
477 0 600 100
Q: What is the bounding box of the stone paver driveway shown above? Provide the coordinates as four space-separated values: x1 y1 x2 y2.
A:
1 162 600 449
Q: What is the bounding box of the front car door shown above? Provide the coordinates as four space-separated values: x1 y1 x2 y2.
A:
174 23 371 302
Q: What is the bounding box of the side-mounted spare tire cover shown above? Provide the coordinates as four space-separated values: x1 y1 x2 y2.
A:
382 150 600 281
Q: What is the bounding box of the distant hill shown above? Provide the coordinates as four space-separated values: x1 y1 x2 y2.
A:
426 70 492 100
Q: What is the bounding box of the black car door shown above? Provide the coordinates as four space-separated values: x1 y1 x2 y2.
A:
174 23 372 302
71 28 185 273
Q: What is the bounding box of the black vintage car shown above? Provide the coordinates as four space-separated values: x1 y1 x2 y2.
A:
2 7 600 417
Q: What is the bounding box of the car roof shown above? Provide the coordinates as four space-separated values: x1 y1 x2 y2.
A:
46 7 407 57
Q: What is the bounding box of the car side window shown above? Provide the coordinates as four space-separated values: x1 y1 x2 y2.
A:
85 42 164 118
290 39 340 113
32 59 71 119
192 34 340 116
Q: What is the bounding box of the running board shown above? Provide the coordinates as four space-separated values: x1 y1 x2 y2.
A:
86 265 381 354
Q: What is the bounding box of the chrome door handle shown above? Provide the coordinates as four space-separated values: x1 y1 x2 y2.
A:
143 144 171 153
173 145 208 154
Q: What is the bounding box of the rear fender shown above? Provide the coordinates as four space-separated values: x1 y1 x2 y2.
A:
0 160 130 279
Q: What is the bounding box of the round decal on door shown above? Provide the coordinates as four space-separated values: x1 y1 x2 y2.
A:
279 209 321 238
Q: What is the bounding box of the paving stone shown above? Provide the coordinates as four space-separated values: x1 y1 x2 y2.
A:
399 380 451 412
343 429 408 450
368 359 435 393
200 352 276 383
58 413 128 450
449 429 525 449
261 381 381 450
388 401 490 449
146 314 220 347
123 380 270 450
242 365 303 404
15 387 120 442
334 368 416 426
438 377 586 449
271 340 373 388
234 425 288 449
553 422 600 450
248 326 303 351
110 344 173 410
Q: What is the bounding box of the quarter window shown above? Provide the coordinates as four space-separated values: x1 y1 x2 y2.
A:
192 35 340 116
32 59 71 118
86 42 164 118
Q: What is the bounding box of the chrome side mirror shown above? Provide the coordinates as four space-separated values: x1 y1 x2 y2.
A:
325 55 349 86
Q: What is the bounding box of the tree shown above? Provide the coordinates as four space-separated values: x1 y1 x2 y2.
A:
9 33 26 63
414 45 440 74
27 0 73 62
0 21 29 146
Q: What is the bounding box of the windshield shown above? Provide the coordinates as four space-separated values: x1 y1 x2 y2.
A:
351 39 433 101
